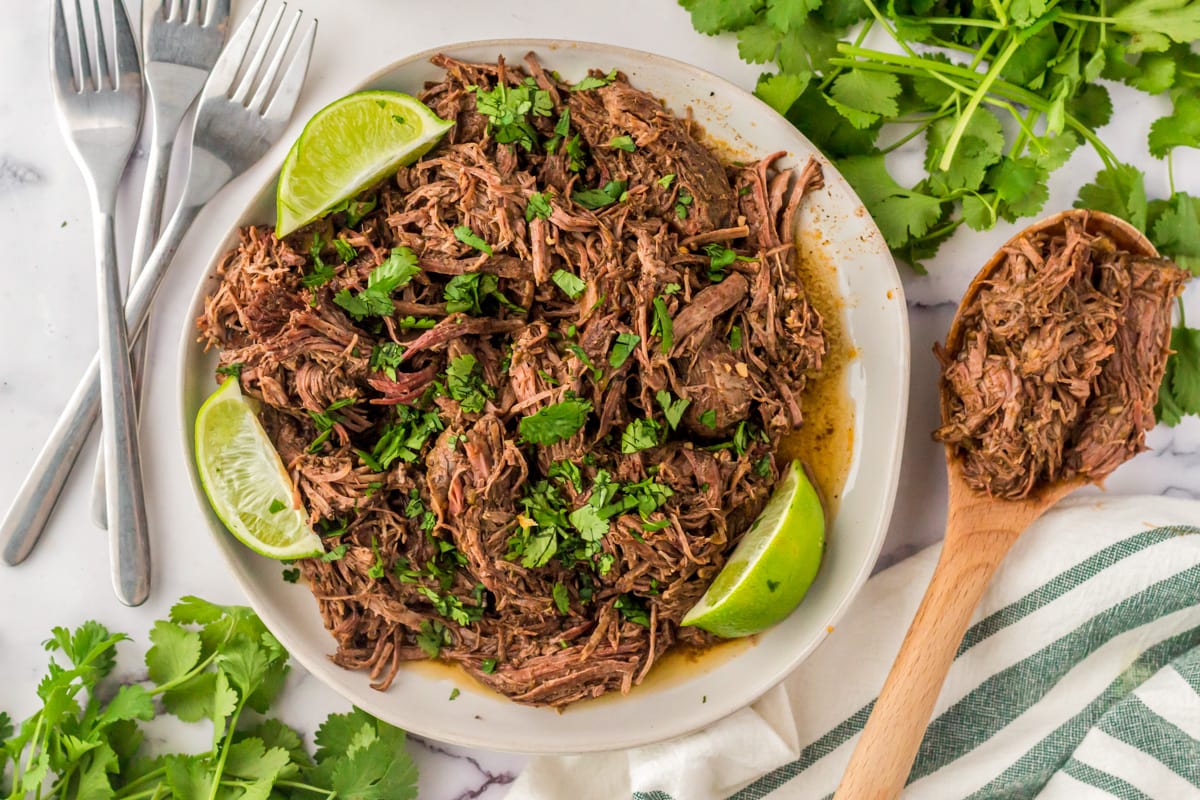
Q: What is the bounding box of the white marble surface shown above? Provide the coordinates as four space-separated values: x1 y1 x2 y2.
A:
1 2 1199 798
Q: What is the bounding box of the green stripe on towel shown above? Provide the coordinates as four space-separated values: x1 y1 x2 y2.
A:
1062 759 1155 800
1096 696 1200 787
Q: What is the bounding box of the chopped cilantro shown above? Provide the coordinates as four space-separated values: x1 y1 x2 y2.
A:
328 194 377 226
372 405 444 469
268 498 286 514
614 594 649 627
552 582 570 614
662 282 681 295
334 247 421 320
730 325 743 350
609 332 641 368
369 341 406 380
551 268 587 299
443 271 522 315
333 238 357 263
564 134 588 172
609 134 636 151
519 398 592 446
282 567 300 583
453 225 494 256
621 418 663 453
216 362 243 379
445 353 494 413
565 343 602 382
321 543 348 562
416 619 450 658
526 190 553 221
651 296 673 353
548 459 583 491
675 190 693 219
704 243 754 282
754 455 773 477
699 409 718 429
571 69 617 91
655 390 691 430
472 77 554 151
573 179 628 210
448 688 460 701
657 173 676 189
481 658 497 674
306 397 355 453
367 537 386 579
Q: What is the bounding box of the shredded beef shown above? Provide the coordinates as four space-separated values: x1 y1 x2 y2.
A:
198 53 827 706
934 214 1186 499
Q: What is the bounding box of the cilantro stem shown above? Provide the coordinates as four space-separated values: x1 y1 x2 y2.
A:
206 701 244 800
1057 11 1114 23
1168 151 1176 195
969 28 1004 72
989 0 1009 27
829 47 1119 167
921 15 1004 28
274 780 338 797
938 35 1022 171
879 112 950 154
113 767 168 798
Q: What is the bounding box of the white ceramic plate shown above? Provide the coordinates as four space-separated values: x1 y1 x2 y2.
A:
178 39 909 754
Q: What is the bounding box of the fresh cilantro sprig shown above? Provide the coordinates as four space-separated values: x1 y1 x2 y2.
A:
334 246 421 320
519 397 592 446
682 0 1200 423
0 598 418 800
472 76 554 151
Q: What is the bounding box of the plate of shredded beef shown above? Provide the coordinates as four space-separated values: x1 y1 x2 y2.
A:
179 40 909 753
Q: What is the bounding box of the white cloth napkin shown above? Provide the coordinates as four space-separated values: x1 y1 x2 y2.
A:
507 495 1200 799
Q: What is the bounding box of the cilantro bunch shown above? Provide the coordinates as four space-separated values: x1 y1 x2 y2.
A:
0 597 417 799
681 0 1200 422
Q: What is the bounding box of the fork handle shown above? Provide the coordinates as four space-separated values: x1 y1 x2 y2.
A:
90 130 176 529
94 206 151 607
0 201 202 569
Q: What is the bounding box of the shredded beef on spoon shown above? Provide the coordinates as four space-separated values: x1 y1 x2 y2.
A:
198 53 827 706
935 214 1187 500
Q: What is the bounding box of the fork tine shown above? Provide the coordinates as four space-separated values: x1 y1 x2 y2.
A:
247 9 299 112
112 0 139 88
204 0 230 27
165 0 181 21
263 17 315 121
230 3 284 105
73 0 95 91
51 0 77 94
185 0 201 24
202 0 264 97
91 0 112 89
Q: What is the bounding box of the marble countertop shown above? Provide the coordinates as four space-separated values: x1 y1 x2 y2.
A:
1 2 1198 797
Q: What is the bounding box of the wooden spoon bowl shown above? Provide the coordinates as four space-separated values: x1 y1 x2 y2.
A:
833 210 1160 799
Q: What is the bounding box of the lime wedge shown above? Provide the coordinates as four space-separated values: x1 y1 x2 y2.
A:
681 460 825 637
195 377 322 560
275 90 454 236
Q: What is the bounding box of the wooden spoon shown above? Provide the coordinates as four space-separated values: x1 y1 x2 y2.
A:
833 210 1159 800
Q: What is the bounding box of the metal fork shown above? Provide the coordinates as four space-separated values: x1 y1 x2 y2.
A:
50 0 149 606
2 0 316 573
89 0 231 529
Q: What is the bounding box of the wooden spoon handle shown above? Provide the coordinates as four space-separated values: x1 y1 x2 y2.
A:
832 525 1019 799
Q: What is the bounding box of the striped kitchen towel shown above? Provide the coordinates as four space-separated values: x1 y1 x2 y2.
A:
507 495 1200 799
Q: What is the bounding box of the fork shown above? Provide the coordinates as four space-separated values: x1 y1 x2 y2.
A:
1 0 316 573
89 0 231 530
50 0 149 606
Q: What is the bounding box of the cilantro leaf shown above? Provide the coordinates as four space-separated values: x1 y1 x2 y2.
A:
526 191 554 221
1149 92 1200 157
453 225 494 256
621 418 664 453
1151 192 1200 274
755 70 812 114
145 620 202 685
1074 163 1149 232
335 247 421 320
829 70 901 126
445 353 495 413
610 332 641 368
573 180 628 210
609 134 637 151
519 398 592 445
571 69 617 91
552 269 587 299
552 582 571 614
656 390 691 430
